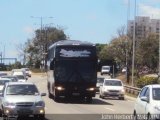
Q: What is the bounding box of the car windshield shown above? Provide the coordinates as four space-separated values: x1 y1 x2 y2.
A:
97 78 104 83
152 88 160 100
104 80 122 86
0 80 10 85
15 75 25 79
6 84 39 95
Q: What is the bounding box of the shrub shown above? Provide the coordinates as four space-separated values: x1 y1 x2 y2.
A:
136 76 158 88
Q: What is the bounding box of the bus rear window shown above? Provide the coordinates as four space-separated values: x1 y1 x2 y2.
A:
56 47 96 58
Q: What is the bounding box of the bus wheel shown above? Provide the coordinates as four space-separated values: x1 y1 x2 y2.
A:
48 91 53 99
54 89 59 102
86 97 92 103
54 95 59 102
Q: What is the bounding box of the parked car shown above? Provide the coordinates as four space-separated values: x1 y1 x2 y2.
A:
101 66 111 75
0 82 46 119
96 77 105 92
21 68 32 77
1 76 18 82
133 84 160 120
99 79 125 100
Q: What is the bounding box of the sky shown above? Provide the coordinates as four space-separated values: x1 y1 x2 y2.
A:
0 0 160 63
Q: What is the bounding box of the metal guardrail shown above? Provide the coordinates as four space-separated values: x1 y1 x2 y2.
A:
124 85 141 96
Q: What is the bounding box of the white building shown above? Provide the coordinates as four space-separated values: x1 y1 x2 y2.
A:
128 16 160 39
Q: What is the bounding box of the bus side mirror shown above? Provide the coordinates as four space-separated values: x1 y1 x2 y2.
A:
50 60 54 70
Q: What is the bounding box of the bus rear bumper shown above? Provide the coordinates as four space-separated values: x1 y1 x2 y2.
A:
55 90 96 97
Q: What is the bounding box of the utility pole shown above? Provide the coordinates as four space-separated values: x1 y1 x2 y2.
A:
31 16 53 71
3 44 5 64
131 0 136 86
159 20 160 82
126 0 130 83
0 52 2 63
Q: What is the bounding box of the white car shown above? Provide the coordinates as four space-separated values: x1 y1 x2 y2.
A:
122 67 127 73
21 68 32 77
0 78 12 93
99 79 125 100
133 84 160 120
13 75 27 82
101 66 111 75
12 72 28 82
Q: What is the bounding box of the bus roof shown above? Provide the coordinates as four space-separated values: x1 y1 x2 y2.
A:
49 40 95 49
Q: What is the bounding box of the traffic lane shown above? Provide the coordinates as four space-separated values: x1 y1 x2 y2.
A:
28 74 135 114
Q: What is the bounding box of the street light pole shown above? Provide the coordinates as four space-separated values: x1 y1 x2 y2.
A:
126 0 130 82
131 0 136 86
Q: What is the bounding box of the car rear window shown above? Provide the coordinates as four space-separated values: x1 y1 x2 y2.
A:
104 80 122 86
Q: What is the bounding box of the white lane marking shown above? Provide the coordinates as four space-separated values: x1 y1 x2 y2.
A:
104 107 115 111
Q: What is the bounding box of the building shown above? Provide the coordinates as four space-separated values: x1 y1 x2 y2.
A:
128 16 160 39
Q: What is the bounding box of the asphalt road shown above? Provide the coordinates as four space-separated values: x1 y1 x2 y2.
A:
27 74 136 120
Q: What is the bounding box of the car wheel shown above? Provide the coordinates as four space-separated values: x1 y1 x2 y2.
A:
2 110 7 120
54 95 59 102
100 94 104 99
0 109 2 117
48 92 53 99
133 111 138 120
99 94 101 98
53 89 60 102
34 114 45 120
119 97 125 100
147 113 151 120
86 97 92 103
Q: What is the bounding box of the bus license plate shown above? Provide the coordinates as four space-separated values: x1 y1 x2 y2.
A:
72 93 80 96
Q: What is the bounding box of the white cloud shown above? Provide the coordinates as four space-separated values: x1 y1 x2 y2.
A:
139 4 160 19
23 26 34 34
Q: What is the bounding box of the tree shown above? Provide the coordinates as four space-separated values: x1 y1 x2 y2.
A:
24 26 68 68
136 33 158 76
96 43 106 58
99 26 133 83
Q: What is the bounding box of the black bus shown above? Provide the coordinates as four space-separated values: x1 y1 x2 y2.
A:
47 40 97 102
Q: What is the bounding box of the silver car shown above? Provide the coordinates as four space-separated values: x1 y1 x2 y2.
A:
0 82 46 119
